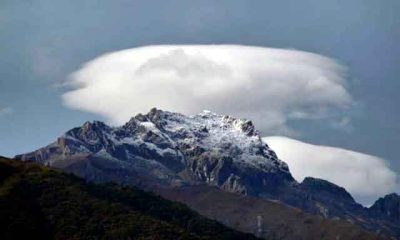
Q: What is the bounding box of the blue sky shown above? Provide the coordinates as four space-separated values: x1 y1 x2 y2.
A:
1 0 399 187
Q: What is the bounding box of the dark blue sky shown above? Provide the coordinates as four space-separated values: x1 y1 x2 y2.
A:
1 0 399 176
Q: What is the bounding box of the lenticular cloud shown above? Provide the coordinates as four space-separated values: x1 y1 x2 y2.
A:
62 45 352 134
263 136 398 204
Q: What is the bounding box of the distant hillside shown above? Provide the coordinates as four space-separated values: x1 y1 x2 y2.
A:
156 185 382 240
0 157 257 240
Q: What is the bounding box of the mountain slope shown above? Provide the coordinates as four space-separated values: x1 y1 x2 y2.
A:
0 157 257 240
15 108 400 238
0 157 382 240
155 185 381 240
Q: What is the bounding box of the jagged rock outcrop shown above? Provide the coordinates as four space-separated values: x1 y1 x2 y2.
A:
298 177 365 218
369 193 400 221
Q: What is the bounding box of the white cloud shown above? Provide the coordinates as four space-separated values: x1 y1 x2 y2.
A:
263 136 398 204
62 45 352 134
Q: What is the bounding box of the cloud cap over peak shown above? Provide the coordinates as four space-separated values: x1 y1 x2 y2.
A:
63 45 352 134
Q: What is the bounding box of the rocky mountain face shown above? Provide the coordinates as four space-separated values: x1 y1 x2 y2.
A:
17 108 293 197
369 193 400 220
15 108 400 238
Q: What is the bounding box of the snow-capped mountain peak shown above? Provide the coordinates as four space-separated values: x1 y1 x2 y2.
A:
16 108 292 192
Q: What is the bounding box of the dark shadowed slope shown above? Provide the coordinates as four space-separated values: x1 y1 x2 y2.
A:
0 157 257 240
155 185 382 240
370 193 400 220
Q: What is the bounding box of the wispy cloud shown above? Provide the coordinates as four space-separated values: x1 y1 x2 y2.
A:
62 45 353 134
263 136 398 204
0 107 12 116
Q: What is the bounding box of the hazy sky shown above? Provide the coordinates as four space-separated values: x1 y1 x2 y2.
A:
1 0 399 186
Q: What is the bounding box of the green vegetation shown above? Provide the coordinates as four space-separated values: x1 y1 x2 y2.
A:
0 157 257 240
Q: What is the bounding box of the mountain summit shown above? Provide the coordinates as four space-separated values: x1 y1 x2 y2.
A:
15 108 400 238
17 108 293 196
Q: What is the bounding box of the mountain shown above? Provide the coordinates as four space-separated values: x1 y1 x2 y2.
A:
15 108 400 238
16 108 292 195
370 193 400 220
0 156 258 240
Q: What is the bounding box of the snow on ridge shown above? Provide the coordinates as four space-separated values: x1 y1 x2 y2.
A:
142 109 288 172
60 109 288 173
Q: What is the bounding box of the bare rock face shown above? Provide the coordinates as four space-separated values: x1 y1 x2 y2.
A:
15 108 400 238
297 177 366 219
369 193 400 221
